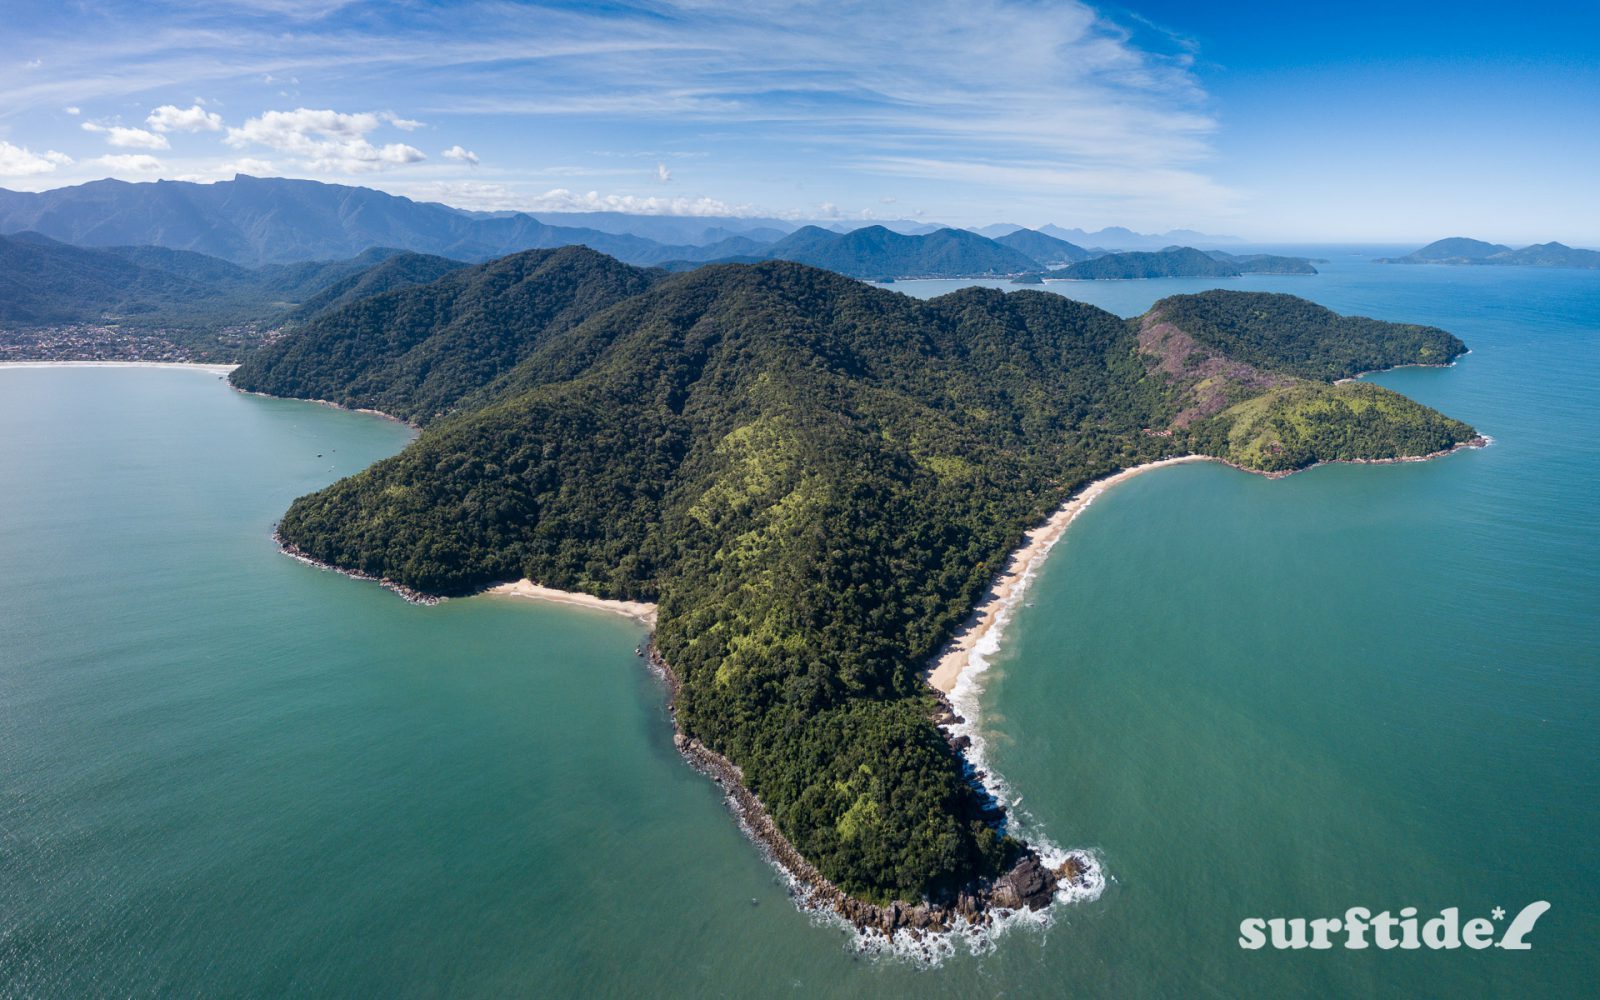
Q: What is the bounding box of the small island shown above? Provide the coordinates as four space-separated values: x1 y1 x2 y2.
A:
1012 246 1318 283
1377 236 1600 268
232 248 1481 939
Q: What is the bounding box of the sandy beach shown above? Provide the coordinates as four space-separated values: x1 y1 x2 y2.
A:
487 579 658 626
927 455 1211 694
0 361 238 374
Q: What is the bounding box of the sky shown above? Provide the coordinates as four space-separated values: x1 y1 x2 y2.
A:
0 0 1595 243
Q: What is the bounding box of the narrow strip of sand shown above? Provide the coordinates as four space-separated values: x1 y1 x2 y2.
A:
0 361 238 374
927 455 1211 694
487 579 657 627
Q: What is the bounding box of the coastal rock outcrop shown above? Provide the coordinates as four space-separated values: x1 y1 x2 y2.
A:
649 642 1069 942
991 853 1056 911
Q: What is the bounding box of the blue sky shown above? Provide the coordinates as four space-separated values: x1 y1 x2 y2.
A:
0 0 1595 242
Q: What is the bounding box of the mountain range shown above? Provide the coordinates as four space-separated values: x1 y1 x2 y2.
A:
970 223 1246 249
0 176 771 269
753 225 1044 278
0 231 463 330
0 175 1252 278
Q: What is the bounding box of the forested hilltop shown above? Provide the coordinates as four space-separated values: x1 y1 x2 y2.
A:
230 246 661 424
239 250 1476 908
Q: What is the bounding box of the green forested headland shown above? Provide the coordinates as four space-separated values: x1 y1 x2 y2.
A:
1152 290 1465 380
241 250 1476 904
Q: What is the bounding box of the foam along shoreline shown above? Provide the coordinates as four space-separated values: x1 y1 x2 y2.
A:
0 361 238 374
928 455 1211 695
487 579 658 627
925 433 1490 694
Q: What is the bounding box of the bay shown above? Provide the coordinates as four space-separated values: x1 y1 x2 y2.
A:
2 252 1595 995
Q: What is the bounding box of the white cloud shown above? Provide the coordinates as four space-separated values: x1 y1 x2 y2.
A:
225 107 426 172
442 144 479 166
63 105 80 115
396 181 755 217
94 153 164 172
0 1 1233 226
522 188 750 217
400 180 521 210
384 113 425 130
655 161 671 183
859 155 1239 213
81 121 170 149
0 140 73 176
147 103 223 132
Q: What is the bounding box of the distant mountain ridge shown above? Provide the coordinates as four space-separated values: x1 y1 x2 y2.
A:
3 175 1258 274
0 176 784 268
992 228 1093 264
0 230 463 334
759 225 1040 278
1038 224 1246 250
1378 237 1600 268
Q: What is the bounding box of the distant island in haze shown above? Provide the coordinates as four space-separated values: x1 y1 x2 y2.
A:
973 222 1248 250
1378 237 1600 268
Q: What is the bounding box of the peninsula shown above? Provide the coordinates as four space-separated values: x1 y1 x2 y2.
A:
233 248 1480 935
1013 246 1319 283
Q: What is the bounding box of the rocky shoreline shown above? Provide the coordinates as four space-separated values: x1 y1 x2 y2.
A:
270 431 1485 945
276 517 1084 941
274 530 443 605
645 643 1086 942
231 382 421 430
1231 434 1491 480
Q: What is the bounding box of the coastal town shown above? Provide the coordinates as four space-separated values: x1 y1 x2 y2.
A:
0 324 267 363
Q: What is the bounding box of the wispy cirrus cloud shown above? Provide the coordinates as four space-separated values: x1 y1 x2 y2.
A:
0 1 1231 224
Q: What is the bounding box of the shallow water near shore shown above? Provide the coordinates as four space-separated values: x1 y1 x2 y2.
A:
3 256 1597 995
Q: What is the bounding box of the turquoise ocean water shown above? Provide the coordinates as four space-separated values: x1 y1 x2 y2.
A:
2 255 1595 995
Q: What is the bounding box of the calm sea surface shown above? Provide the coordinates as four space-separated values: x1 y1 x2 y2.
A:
2 255 1596 996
